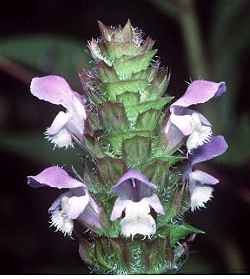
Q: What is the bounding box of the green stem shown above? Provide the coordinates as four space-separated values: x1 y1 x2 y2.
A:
177 0 209 78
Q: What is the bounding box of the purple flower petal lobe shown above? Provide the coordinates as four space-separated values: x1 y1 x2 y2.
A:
189 135 228 166
27 166 85 189
171 80 226 108
30 75 74 108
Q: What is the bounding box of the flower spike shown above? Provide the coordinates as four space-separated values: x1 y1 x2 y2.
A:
27 21 229 274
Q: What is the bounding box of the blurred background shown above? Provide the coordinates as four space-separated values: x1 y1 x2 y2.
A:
1 0 250 274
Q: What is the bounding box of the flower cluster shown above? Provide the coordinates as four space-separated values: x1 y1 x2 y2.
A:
28 76 227 236
26 21 228 274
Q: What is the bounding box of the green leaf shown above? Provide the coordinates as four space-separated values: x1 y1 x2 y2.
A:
169 223 204 247
157 223 204 247
100 102 129 132
122 135 151 167
0 35 90 81
113 50 157 80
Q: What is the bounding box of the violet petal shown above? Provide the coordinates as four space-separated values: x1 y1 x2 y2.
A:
189 170 219 185
112 169 157 202
189 135 228 166
171 80 226 108
30 75 76 108
164 120 185 150
77 203 103 229
27 166 85 189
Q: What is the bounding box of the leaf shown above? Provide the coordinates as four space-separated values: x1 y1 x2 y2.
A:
122 135 151 167
144 238 171 271
0 35 90 81
157 223 204 247
169 223 204 247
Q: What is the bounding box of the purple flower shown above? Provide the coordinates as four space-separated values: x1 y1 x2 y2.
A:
30 75 86 149
165 80 226 152
184 136 228 211
27 166 101 236
110 169 164 238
